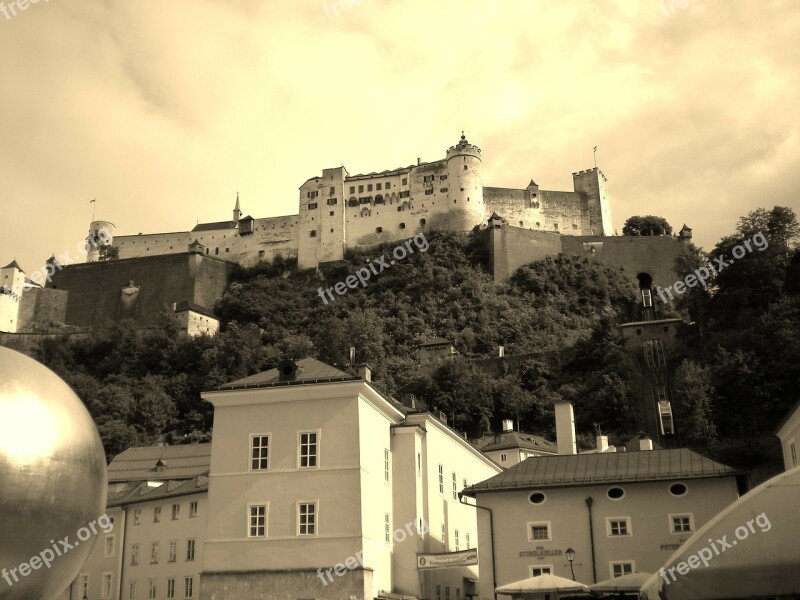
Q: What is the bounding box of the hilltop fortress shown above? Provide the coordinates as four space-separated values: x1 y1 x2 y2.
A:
103 133 614 270
1 134 692 337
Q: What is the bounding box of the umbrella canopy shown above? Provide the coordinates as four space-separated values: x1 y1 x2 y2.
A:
497 573 589 595
590 572 652 593
640 465 800 600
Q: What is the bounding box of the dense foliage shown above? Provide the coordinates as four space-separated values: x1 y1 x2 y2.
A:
622 215 673 236
28 208 800 481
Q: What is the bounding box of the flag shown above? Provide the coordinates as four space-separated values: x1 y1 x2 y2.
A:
593 146 598 152
90 199 96 203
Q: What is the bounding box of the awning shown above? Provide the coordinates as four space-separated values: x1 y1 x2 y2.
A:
640 465 800 600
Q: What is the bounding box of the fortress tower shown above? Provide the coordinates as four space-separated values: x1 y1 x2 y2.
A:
0 261 25 333
86 220 116 262
298 166 349 269
572 168 614 236
445 132 484 231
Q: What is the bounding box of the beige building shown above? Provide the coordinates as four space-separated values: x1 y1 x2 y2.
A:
776 400 800 471
0 260 26 332
471 421 557 469
64 445 211 600
199 358 502 600
462 402 747 597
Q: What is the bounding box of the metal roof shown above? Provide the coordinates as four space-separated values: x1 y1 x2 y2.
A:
217 357 358 390
464 448 737 494
108 474 209 507
472 431 558 454
107 444 211 482
191 220 237 232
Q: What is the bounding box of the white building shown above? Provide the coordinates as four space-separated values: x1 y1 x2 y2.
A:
776 400 800 471
199 358 502 600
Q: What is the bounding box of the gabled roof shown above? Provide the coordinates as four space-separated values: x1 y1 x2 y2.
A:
174 300 217 319
108 474 209 507
464 448 737 494
418 337 453 348
2 260 24 272
472 431 558 454
191 220 237 232
107 444 211 483
217 357 359 390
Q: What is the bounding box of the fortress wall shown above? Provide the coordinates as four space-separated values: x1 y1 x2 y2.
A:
50 254 232 328
18 288 68 331
238 215 299 266
561 235 687 289
114 232 193 260
538 190 589 233
487 226 563 282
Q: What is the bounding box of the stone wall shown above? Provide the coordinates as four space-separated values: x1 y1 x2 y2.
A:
200 568 373 600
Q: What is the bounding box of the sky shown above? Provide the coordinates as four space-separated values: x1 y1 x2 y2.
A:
1 0 798 274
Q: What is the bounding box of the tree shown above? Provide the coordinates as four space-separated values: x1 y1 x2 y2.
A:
622 215 673 236
671 360 717 447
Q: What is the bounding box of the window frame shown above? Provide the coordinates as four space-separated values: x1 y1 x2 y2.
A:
104 534 115 558
250 433 271 471
298 430 320 469
530 565 553 577
247 503 268 538
186 538 196 561
669 513 695 534
527 521 552 542
297 501 318 536
101 572 113 599
606 517 633 537
610 561 636 578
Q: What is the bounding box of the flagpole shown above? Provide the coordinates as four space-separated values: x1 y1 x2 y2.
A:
593 146 598 169
90 198 96 221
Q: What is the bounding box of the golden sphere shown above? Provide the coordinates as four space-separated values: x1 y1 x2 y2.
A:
0 347 107 600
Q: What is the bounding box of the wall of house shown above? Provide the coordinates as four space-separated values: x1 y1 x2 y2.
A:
17 287 68 331
473 475 740 593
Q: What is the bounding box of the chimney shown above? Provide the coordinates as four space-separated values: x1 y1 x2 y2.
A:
639 437 653 451
498 345 505 357
596 435 609 453
501 419 514 433
417 157 421 165
554 401 577 455
356 363 372 382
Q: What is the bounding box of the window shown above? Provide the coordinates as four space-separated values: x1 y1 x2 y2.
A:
148 579 157 599
129 580 136 600
308 202 318 210
368 184 373 191
150 542 159 564
669 482 688 497
186 539 196 561
671 514 694 534
172 503 180 520
349 186 355 194
134 509 141 525
452 472 457 500
102 573 113 599
792 441 798 466
608 518 632 536
167 578 175 599
190 501 198 518
440 188 448 193
402 178 408 186
184 576 194 599
79 574 88 597
249 504 267 537
309 230 317 237
131 543 139 566
298 502 317 535
358 185 364 193
440 174 448 180
446 586 451 600
455 529 460 551
531 566 552 577
329 186 335 195
327 198 338 205
384 448 390 482
399 222 406 229
436 585 441 600
500 453 507 462
464 165 468 170
528 522 551 541
153 506 161 523
438 464 444 494
417 453 421 476
385 182 391 189
376 227 383 234
611 562 634 578
299 432 318 468
104 535 115 557
376 183 382 190
385 513 391 543
466 532 470 548
441 523 447 548
168 540 177 563
607 487 625 500
251 434 270 470
425 189 433 195
529 492 546 505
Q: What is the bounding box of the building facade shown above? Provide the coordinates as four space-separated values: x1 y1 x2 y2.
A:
199 358 501 600
100 134 612 270
776 401 800 471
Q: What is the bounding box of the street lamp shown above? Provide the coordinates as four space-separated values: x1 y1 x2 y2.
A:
565 547 576 581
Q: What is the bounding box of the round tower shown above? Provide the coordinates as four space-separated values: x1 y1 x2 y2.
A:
86 220 115 262
446 132 484 231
